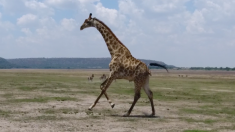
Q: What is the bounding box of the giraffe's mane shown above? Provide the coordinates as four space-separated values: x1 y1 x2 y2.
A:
93 17 131 54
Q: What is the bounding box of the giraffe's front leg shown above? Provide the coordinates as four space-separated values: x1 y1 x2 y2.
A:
100 78 115 108
88 77 114 110
104 92 115 108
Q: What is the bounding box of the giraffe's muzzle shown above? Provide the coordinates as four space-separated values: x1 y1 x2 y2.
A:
80 26 84 30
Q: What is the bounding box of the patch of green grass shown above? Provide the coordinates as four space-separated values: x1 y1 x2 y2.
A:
9 96 77 103
9 98 49 103
183 118 218 124
181 108 218 116
51 97 77 101
204 119 217 124
2 93 14 98
181 107 235 116
109 87 134 96
150 83 235 104
18 86 38 91
0 109 11 117
43 109 56 114
61 108 79 114
26 115 59 121
43 89 75 94
42 107 81 115
220 124 235 131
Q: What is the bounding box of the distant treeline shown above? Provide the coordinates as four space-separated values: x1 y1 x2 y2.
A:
0 57 175 69
0 57 16 69
1 57 233 70
190 67 235 71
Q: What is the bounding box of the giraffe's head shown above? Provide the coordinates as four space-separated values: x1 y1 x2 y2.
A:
80 13 95 30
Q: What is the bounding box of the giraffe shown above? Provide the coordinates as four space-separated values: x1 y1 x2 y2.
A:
80 13 168 116
88 74 94 82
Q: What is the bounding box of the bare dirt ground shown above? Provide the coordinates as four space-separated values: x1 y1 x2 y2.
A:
0 69 235 132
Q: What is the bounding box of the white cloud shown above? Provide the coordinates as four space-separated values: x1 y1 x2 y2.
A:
186 10 206 33
46 0 98 9
60 18 77 31
17 14 37 25
0 0 29 15
24 0 54 16
0 18 14 32
142 0 186 13
46 0 78 9
38 17 57 28
119 0 144 16
21 28 32 35
94 3 120 27
25 1 47 9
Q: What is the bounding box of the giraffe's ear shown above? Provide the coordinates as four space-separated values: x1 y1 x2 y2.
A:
89 13 92 20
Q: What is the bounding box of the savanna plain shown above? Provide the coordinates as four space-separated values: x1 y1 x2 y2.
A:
0 69 235 132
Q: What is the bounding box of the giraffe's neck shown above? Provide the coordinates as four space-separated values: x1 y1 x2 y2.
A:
94 18 132 58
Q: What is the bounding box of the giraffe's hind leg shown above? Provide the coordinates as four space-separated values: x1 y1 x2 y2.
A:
123 79 142 117
123 89 141 117
143 76 155 116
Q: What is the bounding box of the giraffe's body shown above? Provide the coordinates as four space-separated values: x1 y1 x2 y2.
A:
80 13 168 116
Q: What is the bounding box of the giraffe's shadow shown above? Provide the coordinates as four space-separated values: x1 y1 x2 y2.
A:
110 112 161 118
111 115 160 118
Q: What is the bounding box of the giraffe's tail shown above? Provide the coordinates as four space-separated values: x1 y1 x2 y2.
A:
149 63 169 73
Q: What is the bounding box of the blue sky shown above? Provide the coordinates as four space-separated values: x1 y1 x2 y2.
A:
100 0 119 9
0 0 235 67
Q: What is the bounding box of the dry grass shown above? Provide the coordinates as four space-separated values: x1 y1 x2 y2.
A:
0 69 235 132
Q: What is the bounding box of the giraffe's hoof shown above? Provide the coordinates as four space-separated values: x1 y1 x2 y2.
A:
111 103 115 108
88 103 94 110
88 106 93 111
150 112 155 116
122 113 130 117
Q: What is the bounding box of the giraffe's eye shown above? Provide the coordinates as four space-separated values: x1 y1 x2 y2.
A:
86 21 92 26
84 19 90 24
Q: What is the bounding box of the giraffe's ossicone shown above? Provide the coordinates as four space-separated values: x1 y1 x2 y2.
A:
80 13 168 116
